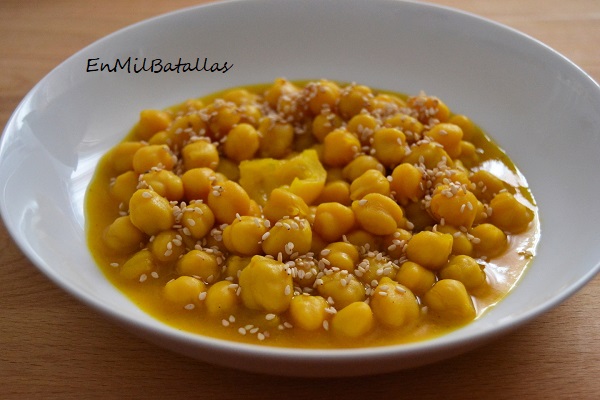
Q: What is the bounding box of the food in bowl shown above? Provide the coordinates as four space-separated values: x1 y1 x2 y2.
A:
85 78 539 348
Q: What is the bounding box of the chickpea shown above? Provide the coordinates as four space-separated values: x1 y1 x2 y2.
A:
128 189 174 235
312 111 343 142
448 114 476 142
207 101 241 139
109 141 145 174
258 118 294 159
429 184 479 229
317 270 366 309
435 225 474 256
405 231 453 270
384 113 424 142
180 202 215 240
135 109 172 141
355 254 397 286
238 255 294 314
423 279 476 322
402 142 453 170
207 180 252 225
470 223 507 259
351 193 404 236
425 123 463 158
224 123 260 163
439 255 486 290
288 295 329 331
342 155 385 182
406 94 450 124
150 229 185 263
307 80 340 115
141 169 184 201
205 280 239 316
320 241 360 273
350 169 391 201
312 202 356 242
224 255 251 281
103 216 145 254
263 188 310 224
390 163 425 205
316 180 352 206
470 170 507 203
181 167 217 202
489 192 534 233
322 128 362 168
120 249 156 280
371 127 407 167
110 170 139 206
395 261 436 296
176 249 221 283
370 277 420 328
223 216 268 256
346 113 379 144
182 140 220 171
132 144 175 173
262 217 312 259
331 301 374 338
163 276 206 308
338 84 373 119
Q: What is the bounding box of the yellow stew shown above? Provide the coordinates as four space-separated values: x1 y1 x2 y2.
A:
85 79 539 348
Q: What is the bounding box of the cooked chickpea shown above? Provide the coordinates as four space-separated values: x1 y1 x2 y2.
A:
342 155 385 182
288 295 329 331
207 101 241 139
338 84 373 119
371 127 407 167
135 109 172 141
355 254 397 286
223 123 260 163
103 216 145 254
207 180 252 225
313 202 356 242
263 188 310 223
370 277 420 328
110 170 139 206
384 113 424 142
109 141 145 174
395 261 436 296
407 94 450 124
402 142 453 170
307 80 340 115
470 223 507 258
120 249 156 280
312 111 343 142
132 144 175 173
405 231 453 270
128 189 174 235
176 249 221 283
238 255 294 314
435 225 473 256
429 184 479 229
439 255 486 290
425 123 463 158
262 217 312 258
331 301 374 338
205 280 239 316
390 163 425 205
470 170 506 202
223 216 268 256
489 192 534 233
322 128 362 168
181 167 217 202
317 271 366 309
350 169 391 200
423 279 476 322
351 193 404 236
346 113 379 144
180 202 215 240
258 118 294 159
141 169 184 201
321 241 360 272
316 180 351 206
182 140 220 171
163 276 206 308
150 229 185 263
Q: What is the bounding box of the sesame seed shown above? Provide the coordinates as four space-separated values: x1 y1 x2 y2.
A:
238 327 247 335
198 292 207 301
139 274 147 283
141 191 152 199
358 199 368 206
265 313 276 321
184 303 195 310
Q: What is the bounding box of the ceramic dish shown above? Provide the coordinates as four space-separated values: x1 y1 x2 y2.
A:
1 0 599 377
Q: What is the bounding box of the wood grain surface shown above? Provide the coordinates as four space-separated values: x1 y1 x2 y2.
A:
1 0 599 398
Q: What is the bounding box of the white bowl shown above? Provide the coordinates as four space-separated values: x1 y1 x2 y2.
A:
1 0 599 377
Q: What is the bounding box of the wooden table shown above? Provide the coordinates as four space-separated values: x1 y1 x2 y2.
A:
1 0 599 398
